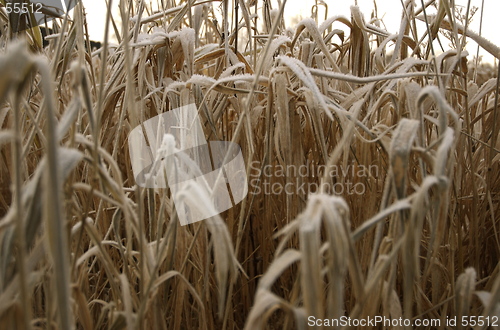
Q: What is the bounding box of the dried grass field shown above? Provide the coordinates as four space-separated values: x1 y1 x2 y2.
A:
0 0 500 329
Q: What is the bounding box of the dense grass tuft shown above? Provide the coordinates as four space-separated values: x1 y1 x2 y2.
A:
0 0 499 328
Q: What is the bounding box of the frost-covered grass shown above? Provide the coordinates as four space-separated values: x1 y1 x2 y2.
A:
0 0 499 329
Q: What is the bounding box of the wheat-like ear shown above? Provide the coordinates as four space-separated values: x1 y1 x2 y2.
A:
390 118 419 201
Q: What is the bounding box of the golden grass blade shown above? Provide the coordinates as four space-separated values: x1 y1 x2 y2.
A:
299 223 323 319
455 267 476 326
34 58 75 330
244 289 305 330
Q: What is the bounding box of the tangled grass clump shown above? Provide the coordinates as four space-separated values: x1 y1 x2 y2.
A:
0 0 499 328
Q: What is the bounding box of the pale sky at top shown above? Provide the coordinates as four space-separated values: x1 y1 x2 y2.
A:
80 0 499 63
